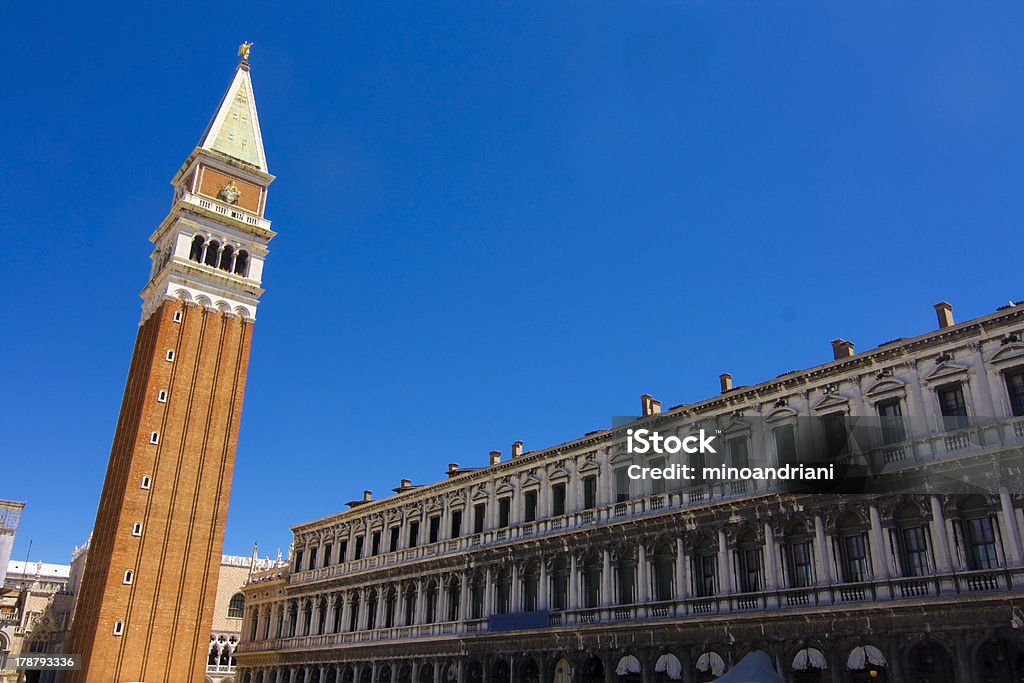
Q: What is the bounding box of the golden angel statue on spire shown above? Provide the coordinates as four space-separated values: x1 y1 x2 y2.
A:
238 42 253 61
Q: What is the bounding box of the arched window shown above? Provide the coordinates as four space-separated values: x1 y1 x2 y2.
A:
785 522 814 589
348 594 359 632
333 595 344 633
651 541 675 601
205 241 221 267
317 596 328 634
550 557 570 611
582 552 602 608
228 593 245 618
234 250 249 276
219 245 234 272
365 592 377 630
894 503 930 577
123 570 134 584
113 620 124 636
131 522 142 537
522 563 540 611
470 573 485 619
836 513 869 583
693 536 718 597
736 530 763 593
961 495 999 570
384 587 397 628
189 235 205 262
495 568 511 614
616 552 636 605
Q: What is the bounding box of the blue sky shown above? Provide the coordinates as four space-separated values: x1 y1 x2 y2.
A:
2 2 1022 564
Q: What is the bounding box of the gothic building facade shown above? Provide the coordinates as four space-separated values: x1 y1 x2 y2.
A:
233 301 1024 683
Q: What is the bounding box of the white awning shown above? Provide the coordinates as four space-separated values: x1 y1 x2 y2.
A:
696 652 726 676
615 655 642 676
847 645 887 670
654 654 682 680
792 648 827 671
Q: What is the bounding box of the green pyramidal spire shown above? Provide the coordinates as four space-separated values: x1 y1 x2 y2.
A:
197 54 267 171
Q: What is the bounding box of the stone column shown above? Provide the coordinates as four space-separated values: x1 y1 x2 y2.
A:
675 538 689 600
459 572 470 621
813 514 833 584
868 504 891 580
295 602 306 637
356 589 368 631
325 598 337 634
568 466 580 513
415 579 426 624
637 544 650 605
930 496 954 573
950 518 969 570
241 606 255 642
539 473 551 519
511 563 521 612
539 558 549 610
763 523 779 590
269 603 281 639
955 639 975 683
569 554 580 609
341 594 352 632
717 530 731 595
1000 486 1023 565
376 586 387 629
484 568 494 616
310 597 322 635
601 549 613 607
600 450 614 506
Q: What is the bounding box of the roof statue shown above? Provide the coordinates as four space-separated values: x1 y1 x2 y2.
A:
238 41 253 62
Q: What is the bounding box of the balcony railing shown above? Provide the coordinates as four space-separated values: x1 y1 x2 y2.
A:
206 664 237 674
238 567 1024 654
179 191 272 231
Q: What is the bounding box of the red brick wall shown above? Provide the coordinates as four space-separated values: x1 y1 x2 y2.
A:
67 299 253 683
198 165 263 215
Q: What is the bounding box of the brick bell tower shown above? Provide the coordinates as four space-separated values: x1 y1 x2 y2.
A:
66 44 274 683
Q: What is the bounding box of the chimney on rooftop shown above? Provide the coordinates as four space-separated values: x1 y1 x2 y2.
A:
934 301 954 329
641 394 661 417
362 490 372 502
511 441 523 459
720 373 733 393
831 339 855 360
489 450 501 466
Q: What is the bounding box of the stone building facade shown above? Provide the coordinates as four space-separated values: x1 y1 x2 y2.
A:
206 552 289 683
0 560 71 683
235 301 1024 683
